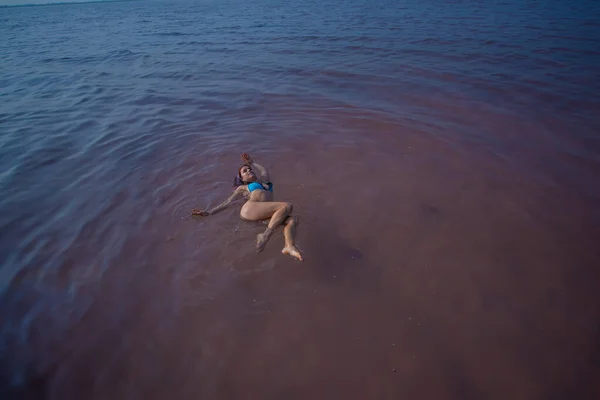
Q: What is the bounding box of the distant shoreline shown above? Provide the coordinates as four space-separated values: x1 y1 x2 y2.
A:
0 0 143 8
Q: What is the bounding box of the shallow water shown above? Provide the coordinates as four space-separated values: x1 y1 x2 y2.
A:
1 0 600 398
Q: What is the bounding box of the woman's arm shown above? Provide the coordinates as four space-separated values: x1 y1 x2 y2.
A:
241 153 270 183
192 186 244 216
252 162 270 183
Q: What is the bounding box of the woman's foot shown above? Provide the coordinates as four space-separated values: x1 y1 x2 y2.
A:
282 246 303 261
256 229 272 252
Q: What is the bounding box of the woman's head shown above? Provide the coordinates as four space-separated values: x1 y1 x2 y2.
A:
234 164 257 186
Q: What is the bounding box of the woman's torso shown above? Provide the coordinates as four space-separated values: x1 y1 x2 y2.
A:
243 184 274 202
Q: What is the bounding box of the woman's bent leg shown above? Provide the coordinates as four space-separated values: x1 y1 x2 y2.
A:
282 216 302 261
240 201 290 221
240 201 293 252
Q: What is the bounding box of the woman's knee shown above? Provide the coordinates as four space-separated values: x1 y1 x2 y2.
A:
284 202 293 214
284 215 298 226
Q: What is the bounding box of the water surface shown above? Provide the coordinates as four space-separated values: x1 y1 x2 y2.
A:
1 0 599 398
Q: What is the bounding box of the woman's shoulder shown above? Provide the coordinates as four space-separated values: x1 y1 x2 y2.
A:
235 185 249 194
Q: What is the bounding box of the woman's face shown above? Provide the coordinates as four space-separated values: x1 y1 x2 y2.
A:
239 165 257 182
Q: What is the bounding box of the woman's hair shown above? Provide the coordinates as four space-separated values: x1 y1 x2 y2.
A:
233 164 252 187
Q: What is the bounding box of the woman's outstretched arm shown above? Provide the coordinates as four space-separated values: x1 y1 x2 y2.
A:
242 153 270 183
192 186 244 216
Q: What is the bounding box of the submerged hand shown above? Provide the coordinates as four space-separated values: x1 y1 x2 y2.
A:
241 152 254 164
191 209 210 216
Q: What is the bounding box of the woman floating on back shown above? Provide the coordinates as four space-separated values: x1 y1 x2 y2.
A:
192 153 302 261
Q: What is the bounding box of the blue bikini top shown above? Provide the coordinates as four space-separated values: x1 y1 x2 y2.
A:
247 182 273 192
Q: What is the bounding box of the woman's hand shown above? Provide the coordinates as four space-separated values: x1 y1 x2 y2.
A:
241 152 254 164
191 209 210 216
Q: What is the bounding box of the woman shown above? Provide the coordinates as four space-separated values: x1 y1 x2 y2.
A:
192 153 303 261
